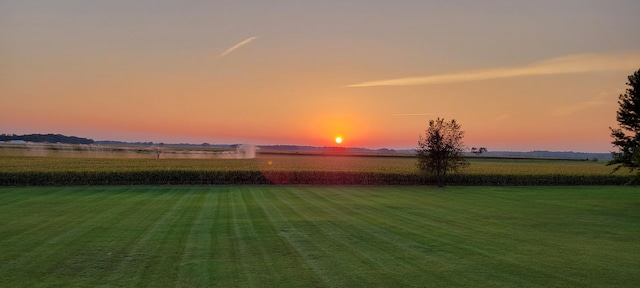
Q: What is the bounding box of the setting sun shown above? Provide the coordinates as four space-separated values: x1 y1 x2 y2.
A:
335 137 343 144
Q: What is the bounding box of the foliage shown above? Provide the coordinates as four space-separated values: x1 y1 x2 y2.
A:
0 133 94 144
416 118 469 187
609 68 640 184
470 147 487 155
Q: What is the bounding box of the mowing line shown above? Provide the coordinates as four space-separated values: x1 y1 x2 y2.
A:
318 186 528 286
246 186 337 286
249 186 327 287
305 186 515 286
52 187 182 285
238 187 284 286
105 187 185 286
138 188 204 287
333 187 593 286
209 187 244 287
0 186 146 285
271 187 381 286
0 186 118 249
176 188 218 287
261 187 341 286
288 186 418 287
230 187 261 287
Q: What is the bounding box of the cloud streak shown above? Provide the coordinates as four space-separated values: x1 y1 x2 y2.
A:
347 51 640 87
391 113 433 116
552 95 608 117
219 36 257 58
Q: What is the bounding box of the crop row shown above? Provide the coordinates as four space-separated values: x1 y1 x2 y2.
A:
0 170 632 186
0 155 627 175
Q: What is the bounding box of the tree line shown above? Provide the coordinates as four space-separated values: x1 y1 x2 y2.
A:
0 134 94 144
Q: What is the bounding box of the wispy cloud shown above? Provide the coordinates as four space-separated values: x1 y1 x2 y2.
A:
347 51 640 87
391 113 433 116
219 36 257 58
552 95 608 117
495 114 510 122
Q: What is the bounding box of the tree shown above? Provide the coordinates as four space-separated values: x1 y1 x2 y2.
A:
417 118 469 187
471 147 487 155
609 68 640 184
152 143 164 160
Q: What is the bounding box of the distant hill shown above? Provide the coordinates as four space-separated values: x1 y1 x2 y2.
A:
0 133 94 144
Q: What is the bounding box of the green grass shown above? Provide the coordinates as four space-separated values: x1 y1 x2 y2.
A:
1 186 638 287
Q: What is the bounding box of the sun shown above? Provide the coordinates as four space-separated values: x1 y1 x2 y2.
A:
335 136 343 144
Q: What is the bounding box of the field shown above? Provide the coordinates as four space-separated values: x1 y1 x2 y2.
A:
1 147 638 286
1 186 638 287
0 153 634 185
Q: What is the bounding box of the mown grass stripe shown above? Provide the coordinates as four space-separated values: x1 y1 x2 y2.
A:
242 186 333 287
257 186 340 286
328 186 631 286
207 187 245 287
176 187 218 287
137 188 204 287
270 187 386 286
0 186 148 286
330 187 574 286
236 187 283 286
302 187 468 284
248 186 326 287
104 187 185 286
0 186 116 249
229 187 259 287
287 186 419 287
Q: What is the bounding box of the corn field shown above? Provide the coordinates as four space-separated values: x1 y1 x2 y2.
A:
0 155 633 186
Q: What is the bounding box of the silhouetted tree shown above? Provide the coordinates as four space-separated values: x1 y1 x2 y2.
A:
417 118 469 187
471 147 487 155
153 143 164 159
609 68 640 184
0 133 93 144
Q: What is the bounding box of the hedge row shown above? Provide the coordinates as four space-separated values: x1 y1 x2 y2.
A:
0 171 633 186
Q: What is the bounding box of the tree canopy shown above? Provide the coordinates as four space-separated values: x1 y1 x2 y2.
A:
609 68 640 184
417 118 468 187
0 133 94 144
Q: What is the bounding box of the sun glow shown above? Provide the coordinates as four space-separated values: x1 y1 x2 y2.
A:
335 136 343 144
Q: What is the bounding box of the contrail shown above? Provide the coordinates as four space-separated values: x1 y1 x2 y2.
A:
391 113 433 116
347 51 640 87
219 36 257 58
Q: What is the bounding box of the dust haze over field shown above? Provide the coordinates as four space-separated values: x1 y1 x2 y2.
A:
0 142 257 159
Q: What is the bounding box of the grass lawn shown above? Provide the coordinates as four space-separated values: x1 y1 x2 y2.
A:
1 186 638 287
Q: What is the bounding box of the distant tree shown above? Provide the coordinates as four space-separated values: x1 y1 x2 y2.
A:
471 147 488 155
608 68 640 184
417 118 469 187
0 133 93 144
153 143 164 159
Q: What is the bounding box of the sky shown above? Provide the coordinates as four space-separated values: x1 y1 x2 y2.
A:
2 0 640 152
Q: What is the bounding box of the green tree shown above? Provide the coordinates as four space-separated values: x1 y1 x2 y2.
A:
609 68 640 184
417 118 469 187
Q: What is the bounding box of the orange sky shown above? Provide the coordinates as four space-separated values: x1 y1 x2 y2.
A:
2 1 640 152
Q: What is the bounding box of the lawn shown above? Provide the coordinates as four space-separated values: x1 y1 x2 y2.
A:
1 186 638 287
